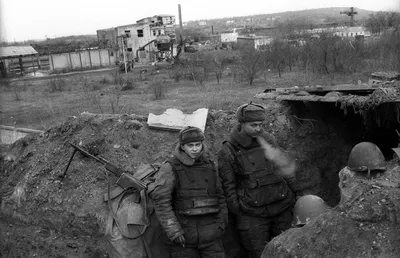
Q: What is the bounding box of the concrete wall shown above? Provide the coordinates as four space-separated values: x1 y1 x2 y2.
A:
70 52 82 69
90 50 101 66
0 125 44 144
221 32 238 43
48 49 114 71
2 49 115 76
49 49 115 70
52 54 69 70
100 50 111 65
80 51 91 68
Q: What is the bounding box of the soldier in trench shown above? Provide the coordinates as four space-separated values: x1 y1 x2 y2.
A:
149 126 228 258
218 103 300 258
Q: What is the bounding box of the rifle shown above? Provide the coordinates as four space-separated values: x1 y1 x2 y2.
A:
62 143 148 192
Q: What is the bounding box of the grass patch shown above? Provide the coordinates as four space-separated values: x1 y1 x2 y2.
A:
47 77 67 92
151 83 166 100
2 66 371 130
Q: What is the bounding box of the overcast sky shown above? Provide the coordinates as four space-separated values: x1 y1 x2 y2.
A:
1 0 399 42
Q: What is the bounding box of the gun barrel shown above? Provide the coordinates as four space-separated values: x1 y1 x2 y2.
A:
68 143 148 191
69 143 104 164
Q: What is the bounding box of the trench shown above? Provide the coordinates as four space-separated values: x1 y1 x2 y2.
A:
286 101 400 207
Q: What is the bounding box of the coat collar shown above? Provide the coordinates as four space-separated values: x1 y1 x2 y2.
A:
229 124 267 148
173 143 207 166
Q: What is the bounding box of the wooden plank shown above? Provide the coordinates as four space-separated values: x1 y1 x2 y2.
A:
255 92 400 104
304 85 376 94
263 84 379 95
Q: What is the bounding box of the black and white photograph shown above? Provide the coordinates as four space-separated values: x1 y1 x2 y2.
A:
1 0 400 257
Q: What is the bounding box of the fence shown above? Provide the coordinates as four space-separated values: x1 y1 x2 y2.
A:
49 49 115 70
2 48 115 76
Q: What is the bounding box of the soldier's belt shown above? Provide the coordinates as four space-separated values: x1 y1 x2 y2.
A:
239 176 282 188
180 207 220 216
177 188 217 197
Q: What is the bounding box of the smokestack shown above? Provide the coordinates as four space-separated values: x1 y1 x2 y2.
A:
178 4 183 44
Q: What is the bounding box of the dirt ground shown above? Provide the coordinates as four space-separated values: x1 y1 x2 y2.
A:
0 103 378 258
263 162 400 258
1 68 399 257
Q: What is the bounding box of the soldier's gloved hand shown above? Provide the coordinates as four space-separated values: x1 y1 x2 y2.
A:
174 235 186 248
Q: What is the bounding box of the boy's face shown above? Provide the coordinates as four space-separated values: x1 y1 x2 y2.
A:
242 121 263 138
182 141 203 159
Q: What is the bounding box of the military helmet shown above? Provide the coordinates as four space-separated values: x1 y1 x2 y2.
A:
292 195 329 227
347 142 386 172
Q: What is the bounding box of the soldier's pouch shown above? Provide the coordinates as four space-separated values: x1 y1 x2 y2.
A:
265 189 295 217
239 178 288 207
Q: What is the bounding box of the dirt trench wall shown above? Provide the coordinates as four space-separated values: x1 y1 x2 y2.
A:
263 162 400 258
0 103 354 257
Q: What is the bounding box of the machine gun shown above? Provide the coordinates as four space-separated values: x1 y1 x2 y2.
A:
62 143 150 192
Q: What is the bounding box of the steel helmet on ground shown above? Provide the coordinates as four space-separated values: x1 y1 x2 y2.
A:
292 195 329 227
347 142 386 172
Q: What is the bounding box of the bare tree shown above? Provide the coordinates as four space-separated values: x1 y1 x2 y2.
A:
365 12 400 35
239 48 261 85
267 39 286 78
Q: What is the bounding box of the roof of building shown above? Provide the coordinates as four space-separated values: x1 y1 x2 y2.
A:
0 46 38 59
154 14 174 17
238 36 273 39
255 82 400 107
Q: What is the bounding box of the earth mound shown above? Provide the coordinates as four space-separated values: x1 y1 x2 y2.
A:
262 162 400 258
1 102 392 257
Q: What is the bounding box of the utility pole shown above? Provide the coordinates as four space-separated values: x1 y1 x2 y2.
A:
121 37 127 74
117 35 127 74
340 7 358 27
178 4 183 44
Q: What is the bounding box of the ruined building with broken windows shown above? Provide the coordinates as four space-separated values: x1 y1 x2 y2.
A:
96 14 176 64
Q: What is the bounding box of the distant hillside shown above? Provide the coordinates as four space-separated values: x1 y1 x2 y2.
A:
0 34 101 54
265 7 372 22
185 7 374 31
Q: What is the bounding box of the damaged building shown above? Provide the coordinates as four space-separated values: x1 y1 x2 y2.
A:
96 14 176 64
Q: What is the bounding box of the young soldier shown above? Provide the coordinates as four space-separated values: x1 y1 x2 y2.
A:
218 103 298 258
149 126 228 258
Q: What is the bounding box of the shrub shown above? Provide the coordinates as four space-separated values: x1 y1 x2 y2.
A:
13 89 22 101
99 75 112 84
47 77 66 92
151 83 166 100
121 77 135 91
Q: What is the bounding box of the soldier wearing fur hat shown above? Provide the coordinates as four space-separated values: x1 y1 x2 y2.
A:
217 103 299 258
149 126 228 258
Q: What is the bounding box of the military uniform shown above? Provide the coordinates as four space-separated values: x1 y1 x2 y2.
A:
218 104 298 258
149 128 227 258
